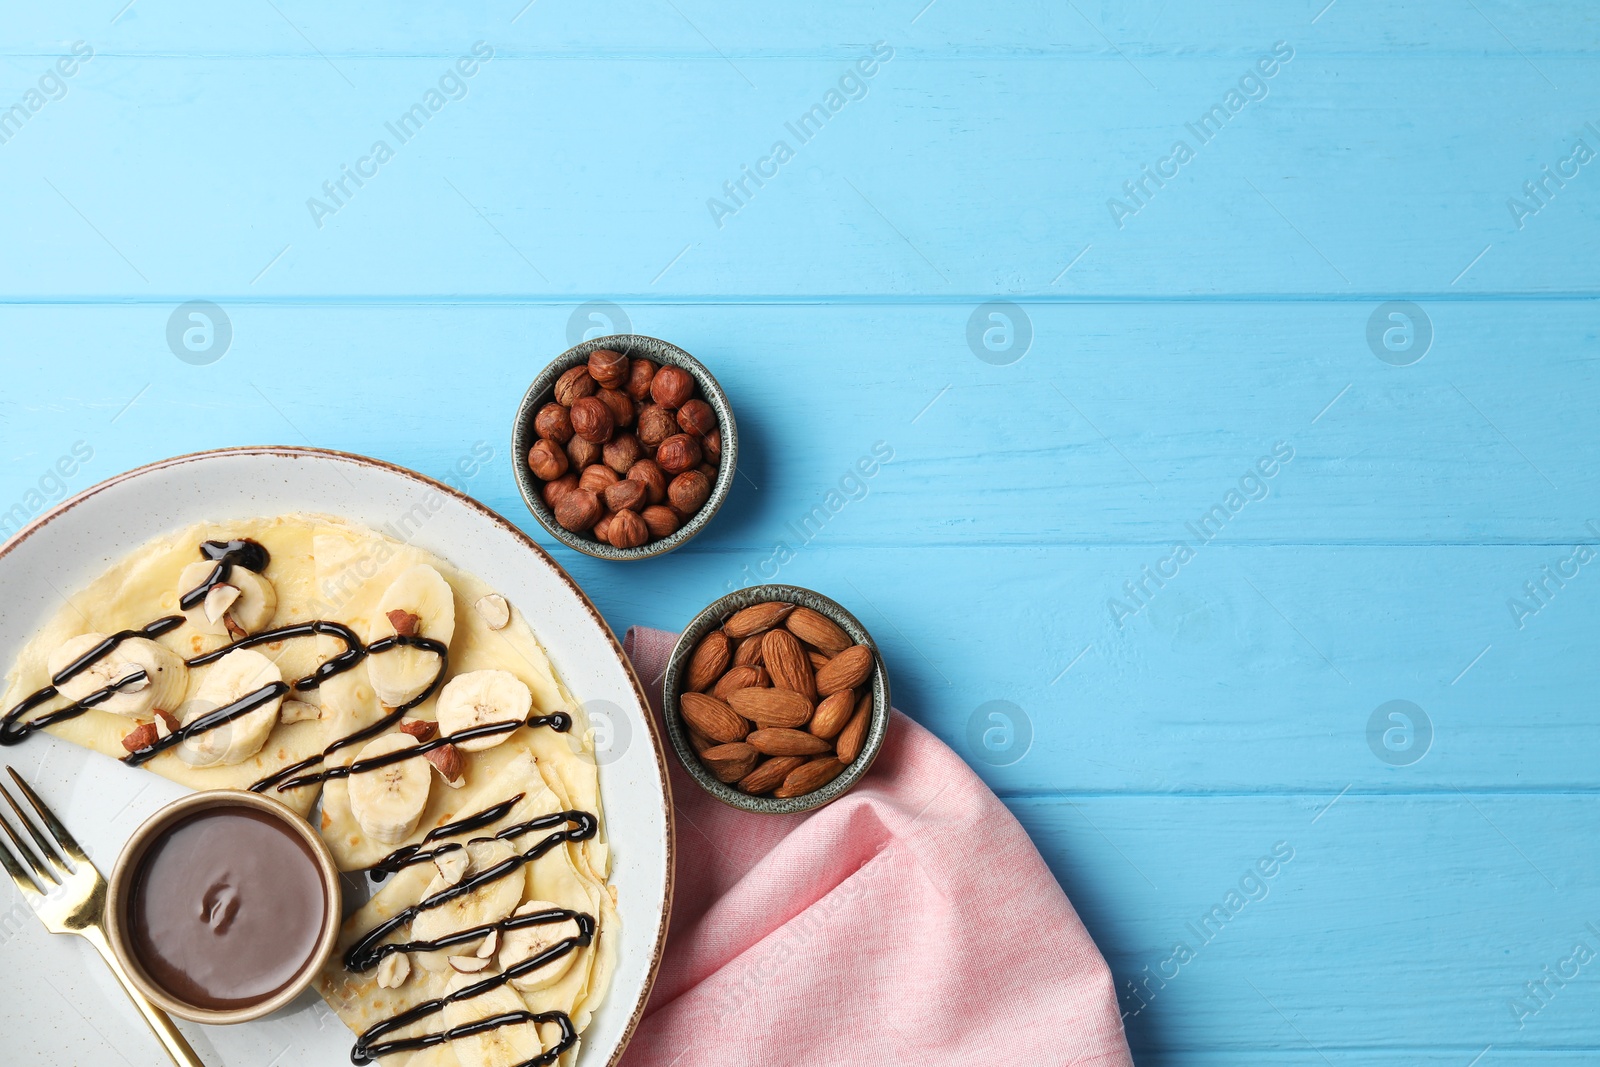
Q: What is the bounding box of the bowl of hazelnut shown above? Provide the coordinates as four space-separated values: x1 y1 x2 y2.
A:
512 335 738 559
661 585 891 815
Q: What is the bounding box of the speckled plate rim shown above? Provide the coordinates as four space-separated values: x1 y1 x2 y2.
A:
662 584 891 815
510 334 739 560
0 445 673 1067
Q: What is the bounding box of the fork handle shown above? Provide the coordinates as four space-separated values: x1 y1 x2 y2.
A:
79 926 206 1067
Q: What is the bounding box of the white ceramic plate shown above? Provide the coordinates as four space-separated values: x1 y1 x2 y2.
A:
0 447 673 1067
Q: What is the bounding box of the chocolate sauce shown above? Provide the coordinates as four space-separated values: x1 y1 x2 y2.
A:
344 809 597 971
367 793 526 880
126 805 326 1010
178 538 270 611
0 616 185 746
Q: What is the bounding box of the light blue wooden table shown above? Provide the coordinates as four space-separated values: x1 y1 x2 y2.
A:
3 2 1597 1063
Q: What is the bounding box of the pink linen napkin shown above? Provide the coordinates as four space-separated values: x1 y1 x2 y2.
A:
617 627 1134 1067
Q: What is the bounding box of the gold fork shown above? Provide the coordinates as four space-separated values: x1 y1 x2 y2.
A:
0 766 205 1067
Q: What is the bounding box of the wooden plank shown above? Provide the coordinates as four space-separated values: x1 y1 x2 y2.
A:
0 301 1594 545
1011 794 1600 1054
0 57 1595 297
4 2 1597 56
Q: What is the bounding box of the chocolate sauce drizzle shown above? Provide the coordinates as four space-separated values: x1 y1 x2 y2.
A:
345 808 598 971
367 793 527 881
0 616 186 745
177 538 271 610
0 538 463 781
345 809 599 1067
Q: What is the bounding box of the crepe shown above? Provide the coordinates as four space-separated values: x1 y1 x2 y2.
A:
0 514 618 1066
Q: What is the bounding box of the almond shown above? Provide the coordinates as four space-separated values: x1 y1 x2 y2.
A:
816 645 873 696
711 665 765 702
785 606 851 653
722 601 796 640
774 757 846 798
679 692 748 744
728 688 812 729
425 742 467 786
737 755 807 795
746 728 832 757
688 728 718 756
387 609 422 636
762 629 815 701
733 635 765 668
399 718 438 742
686 631 731 692
836 700 872 762
809 690 856 740
700 742 760 783
808 650 831 671
120 721 159 754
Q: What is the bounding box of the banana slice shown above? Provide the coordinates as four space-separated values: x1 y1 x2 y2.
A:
347 733 432 845
411 839 524 972
441 976 548 1067
497 900 584 992
177 648 284 767
436 670 532 752
47 634 187 719
368 564 456 708
178 560 278 636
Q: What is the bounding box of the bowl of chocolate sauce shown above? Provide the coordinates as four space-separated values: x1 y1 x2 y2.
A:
106 790 342 1023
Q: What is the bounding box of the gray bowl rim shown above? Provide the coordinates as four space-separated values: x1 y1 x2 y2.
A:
510 334 738 560
662 584 892 815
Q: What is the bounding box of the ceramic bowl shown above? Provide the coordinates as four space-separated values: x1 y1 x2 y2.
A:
662 584 891 814
105 789 342 1024
511 335 738 560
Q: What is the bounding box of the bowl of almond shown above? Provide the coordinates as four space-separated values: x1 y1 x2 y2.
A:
662 585 891 814
512 334 737 559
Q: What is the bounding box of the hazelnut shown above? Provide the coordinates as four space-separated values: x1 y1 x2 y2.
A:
603 433 643 474
534 402 573 444
625 359 657 401
677 399 717 436
656 433 702 474
702 427 723 464
669 470 712 513
526 440 569 481
607 508 649 549
603 478 648 512
554 366 596 406
637 405 677 448
542 472 578 509
566 434 602 470
569 396 615 444
579 464 620 494
651 364 695 408
642 505 680 538
598 387 635 429
593 512 614 542
627 459 667 504
555 489 602 533
588 348 629 389
697 462 718 483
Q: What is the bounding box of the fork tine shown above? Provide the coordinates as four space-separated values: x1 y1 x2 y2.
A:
4 768 84 869
0 832 45 899
0 798 57 887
